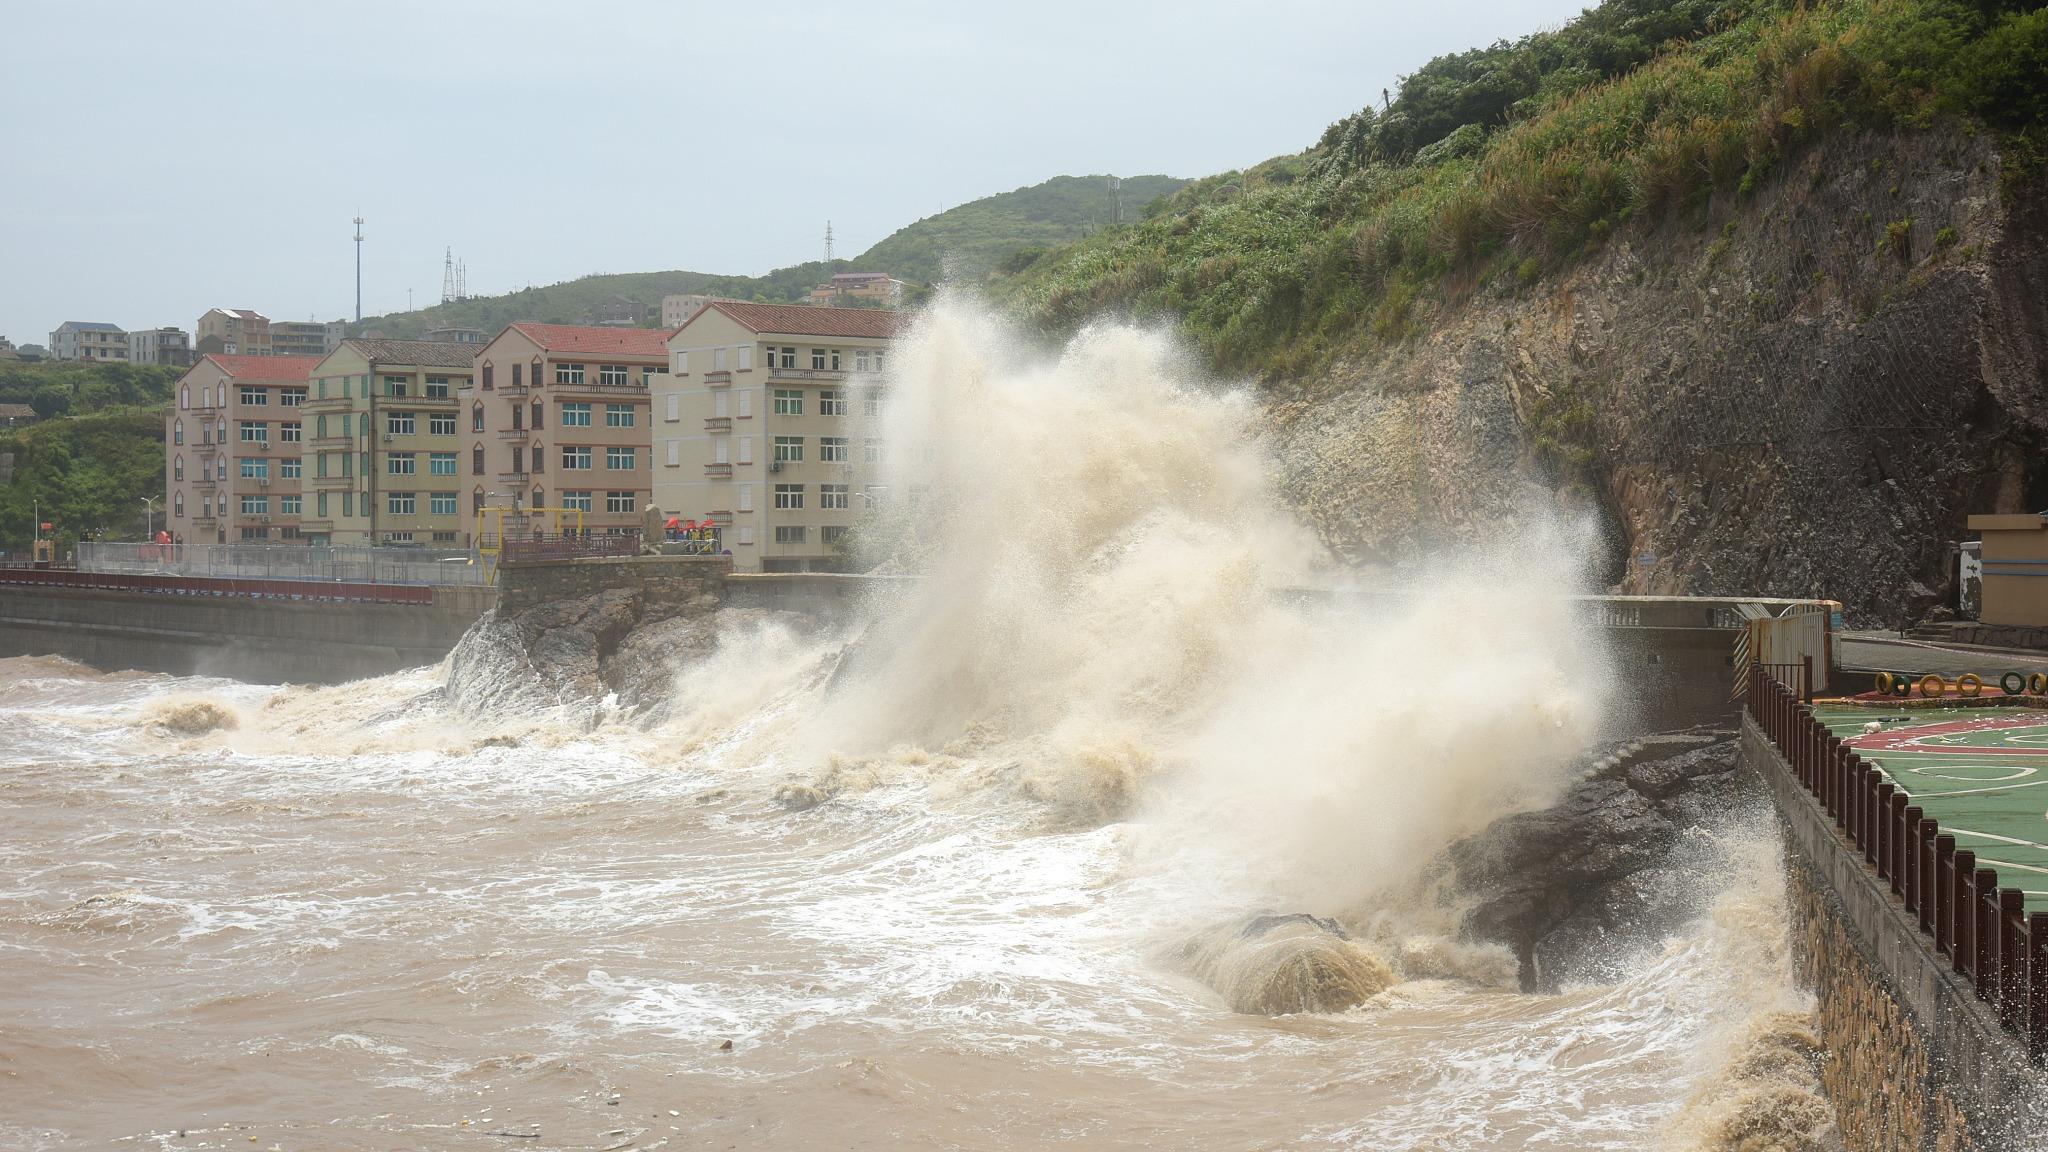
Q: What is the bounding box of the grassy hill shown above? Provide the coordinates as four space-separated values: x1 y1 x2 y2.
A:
852 174 1187 284
0 362 178 550
352 174 1187 340
1003 0 2048 380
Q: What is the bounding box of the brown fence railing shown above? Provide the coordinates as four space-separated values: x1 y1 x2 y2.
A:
1747 665 2048 1062
0 566 435 605
497 532 642 564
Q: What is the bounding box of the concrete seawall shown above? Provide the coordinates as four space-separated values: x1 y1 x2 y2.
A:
1743 718 2048 1149
0 583 494 684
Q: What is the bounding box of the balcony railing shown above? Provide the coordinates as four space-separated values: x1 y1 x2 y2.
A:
497 427 532 439
767 366 847 381
704 417 732 433
495 471 531 485
498 530 643 564
703 462 733 478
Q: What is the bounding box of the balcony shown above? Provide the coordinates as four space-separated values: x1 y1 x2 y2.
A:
495 471 531 486
704 371 731 387
704 417 731 433
767 366 847 382
497 426 533 440
308 435 352 448
703 462 733 479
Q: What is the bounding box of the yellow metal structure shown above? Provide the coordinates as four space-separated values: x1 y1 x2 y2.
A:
476 505 587 584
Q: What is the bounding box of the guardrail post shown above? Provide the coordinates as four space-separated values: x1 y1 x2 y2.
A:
2030 911 2048 1065
1876 782 1895 882
1977 868 2001 999
1867 772 1883 866
2001 890 2026 1030
1955 849 1977 972
1936 837 1957 953
1903 806 1924 910
1802 654 1814 702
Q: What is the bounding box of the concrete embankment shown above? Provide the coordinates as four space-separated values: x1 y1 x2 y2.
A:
1743 715 2048 1149
0 580 493 684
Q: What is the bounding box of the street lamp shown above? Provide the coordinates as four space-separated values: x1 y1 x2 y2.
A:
140 496 159 540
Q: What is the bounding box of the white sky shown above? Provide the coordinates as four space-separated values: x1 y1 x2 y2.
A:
0 0 1587 344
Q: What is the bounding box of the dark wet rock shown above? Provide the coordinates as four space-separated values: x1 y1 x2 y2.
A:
1448 733 1753 990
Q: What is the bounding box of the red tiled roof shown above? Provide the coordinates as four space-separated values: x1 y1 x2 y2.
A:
507 323 674 358
693 300 910 340
201 354 321 381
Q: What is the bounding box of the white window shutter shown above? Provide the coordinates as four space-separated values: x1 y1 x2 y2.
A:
713 390 728 418
737 436 753 464
665 439 680 467
675 351 687 374
715 437 729 464
738 346 752 371
738 485 753 512
738 390 752 418
665 393 680 421
737 525 754 545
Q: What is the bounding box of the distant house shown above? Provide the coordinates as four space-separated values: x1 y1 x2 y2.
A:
591 297 646 327
425 326 488 344
661 294 719 328
806 272 905 306
128 327 193 366
0 337 19 362
49 321 129 362
14 344 48 362
196 308 271 356
0 404 41 428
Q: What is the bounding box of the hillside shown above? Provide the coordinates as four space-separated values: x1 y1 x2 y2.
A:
853 174 1185 284
1001 0 2048 624
0 363 182 551
353 174 1185 340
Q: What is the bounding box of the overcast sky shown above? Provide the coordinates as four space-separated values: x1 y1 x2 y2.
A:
0 0 1588 345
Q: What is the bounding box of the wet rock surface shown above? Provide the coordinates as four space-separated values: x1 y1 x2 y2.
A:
1448 731 1755 990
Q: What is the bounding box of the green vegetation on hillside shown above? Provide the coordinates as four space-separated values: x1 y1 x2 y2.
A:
0 404 168 553
2 361 180 420
1012 0 2048 382
853 175 1186 284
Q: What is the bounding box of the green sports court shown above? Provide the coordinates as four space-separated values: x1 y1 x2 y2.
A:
1814 702 2048 913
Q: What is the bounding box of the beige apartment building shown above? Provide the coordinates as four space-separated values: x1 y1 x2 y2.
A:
49 321 128 361
651 301 908 572
196 308 271 356
459 323 669 546
128 326 192 366
272 319 345 358
165 354 319 544
299 340 475 546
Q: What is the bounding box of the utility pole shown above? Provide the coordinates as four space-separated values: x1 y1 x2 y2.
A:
824 220 834 264
353 215 365 323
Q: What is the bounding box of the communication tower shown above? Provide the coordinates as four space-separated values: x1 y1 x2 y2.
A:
824 220 834 263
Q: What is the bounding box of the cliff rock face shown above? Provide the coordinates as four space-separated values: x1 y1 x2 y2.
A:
1273 131 2048 624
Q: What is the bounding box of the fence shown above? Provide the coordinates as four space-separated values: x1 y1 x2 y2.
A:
1747 665 2048 1063
77 542 490 587
0 566 435 604
497 531 643 564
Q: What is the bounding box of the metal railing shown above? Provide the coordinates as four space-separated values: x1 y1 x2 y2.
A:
1747 665 2048 1063
78 542 490 587
0 566 435 604
499 531 642 564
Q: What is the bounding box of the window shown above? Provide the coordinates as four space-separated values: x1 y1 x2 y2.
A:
510 446 523 473
173 419 183 445
737 346 753 371
855 350 870 372
388 453 416 475
386 531 414 543
240 386 267 406
471 405 484 432
482 363 494 390
280 421 301 444
530 444 543 473
387 412 415 436
511 363 522 389
606 491 636 513
339 413 351 437
773 389 803 415
864 440 883 464
315 414 327 438
384 375 409 397
432 531 456 543
736 525 755 546
217 493 228 517
281 389 306 407
239 421 267 443
738 484 754 512
531 401 543 430
665 393 681 422
425 377 450 399
864 484 889 507
556 363 585 385
174 457 184 481
280 495 302 515
342 491 352 518
240 495 269 515
561 491 592 512
737 436 753 465
180 386 190 409
510 403 523 431
342 452 353 476
562 402 592 426
606 447 636 470
820 436 848 462
532 487 545 510
429 413 455 436
830 349 842 370
280 458 301 479
471 444 485 475
713 391 729 418
316 453 328 478
713 347 728 371
773 436 803 463
562 446 592 470
430 492 457 516
811 348 826 370
774 483 803 509
598 364 629 387
820 390 847 416
663 438 682 466
240 458 269 479
430 452 457 476
872 351 886 373
775 525 807 544
778 346 797 369
863 392 883 418
174 493 184 517
674 351 688 375
822 525 849 546
737 389 752 418
387 492 416 515
605 403 634 427
820 484 849 510
318 492 328 518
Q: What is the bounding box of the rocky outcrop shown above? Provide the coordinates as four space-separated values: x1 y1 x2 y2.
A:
1273 129 2048 625
1448 732 1755 990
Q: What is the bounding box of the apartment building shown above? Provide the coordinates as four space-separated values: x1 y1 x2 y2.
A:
272 319 344 358
806 272 905 306
165 354 319 544
651 301 908 572
300 340 475 547
196 309 271 356
127 326 192 366
660 295 716 329
48 321 128 361
459 323 670 547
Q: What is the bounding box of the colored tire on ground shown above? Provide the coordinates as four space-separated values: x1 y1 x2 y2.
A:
1893 674 1913 698
1958 673 1983 698
2033 673 2048 695
1920 674 1947 698
2002 672 2027 695
1875 672 1895 695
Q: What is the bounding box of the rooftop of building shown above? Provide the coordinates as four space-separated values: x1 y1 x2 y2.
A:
830 272 897 283
56 321 124 333
0 403 38 419
687 300 911 341
504 322 674 358
335 339 479 368
196 353 322 381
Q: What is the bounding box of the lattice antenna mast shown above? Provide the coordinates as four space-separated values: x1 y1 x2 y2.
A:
442 248 457 305
353 216 365 322
824 220 834 263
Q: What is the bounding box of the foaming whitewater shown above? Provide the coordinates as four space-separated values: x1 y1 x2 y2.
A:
0 301 1836 1149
